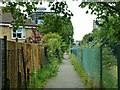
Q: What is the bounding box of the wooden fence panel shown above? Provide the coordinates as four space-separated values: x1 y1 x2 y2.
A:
38 47 41 67
18 43 25 87
32 44 39 72
40 47 44 65
7 41 18 88
26 43 33 83
0 39 47 89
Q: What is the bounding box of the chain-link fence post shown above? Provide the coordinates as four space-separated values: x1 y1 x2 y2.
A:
100 46 103 88
116 42 120 90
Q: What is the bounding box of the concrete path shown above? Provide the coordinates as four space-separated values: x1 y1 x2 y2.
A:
45 54 86 88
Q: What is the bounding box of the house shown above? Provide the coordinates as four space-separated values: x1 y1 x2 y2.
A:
32 7 54 24
0 6 37 42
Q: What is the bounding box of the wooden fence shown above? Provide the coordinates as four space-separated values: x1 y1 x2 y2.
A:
0 36 47 89
0 38 5 90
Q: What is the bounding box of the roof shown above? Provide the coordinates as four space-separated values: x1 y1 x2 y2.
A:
0 6 37 27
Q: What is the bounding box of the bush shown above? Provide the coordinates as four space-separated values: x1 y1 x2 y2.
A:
28 58 60 88
41 32 66 62
28 33 64 88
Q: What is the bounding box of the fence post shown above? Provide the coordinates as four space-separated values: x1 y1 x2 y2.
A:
99 37 111 88
116 42 120 90
32 45 35 71
16 38 20 87
44 46 48 64
4 36 7 89
100 46 103 88
0 39 2 90
15 38 19 71
21 47 27 90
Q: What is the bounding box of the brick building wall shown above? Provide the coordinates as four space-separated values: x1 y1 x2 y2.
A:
0 26 33 42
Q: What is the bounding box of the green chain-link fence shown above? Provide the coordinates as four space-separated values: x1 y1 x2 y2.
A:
102 46 118 88
71 47 100 87
71 45 118 88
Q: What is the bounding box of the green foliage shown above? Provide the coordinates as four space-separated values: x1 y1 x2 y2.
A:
79 2 120 46
68 54 92 88
79 16 118 88
2 1 73 31
101 47 117 88
80 16 118 68
48 1 73 19
2 2 38 31
41 33 66 62
28 33 63 88
79 2 120 21
37 14 74 49
102 67 117 88
80 15 120 48
102 47 117 69
28 58 60 88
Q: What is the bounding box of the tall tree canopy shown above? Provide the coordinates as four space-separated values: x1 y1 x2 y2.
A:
79 2 120 20
37 14 74 49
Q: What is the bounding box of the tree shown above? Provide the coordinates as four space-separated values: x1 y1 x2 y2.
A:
37 14 74 49
2 1 73 31
79 2 120 21
41 32 66 62
48 1 73 19
79 2 120 38
79 2 120 55
2 2 38 30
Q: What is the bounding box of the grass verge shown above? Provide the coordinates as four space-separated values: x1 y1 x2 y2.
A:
28 59 60 88
102 67 118 88
68 54 91 88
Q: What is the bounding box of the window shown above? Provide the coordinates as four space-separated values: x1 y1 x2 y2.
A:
12 28 26 39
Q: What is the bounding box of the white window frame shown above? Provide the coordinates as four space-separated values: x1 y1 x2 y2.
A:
12 28 26 39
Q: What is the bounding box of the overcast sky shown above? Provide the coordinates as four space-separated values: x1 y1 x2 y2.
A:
0 1 97 41
66 1 97 41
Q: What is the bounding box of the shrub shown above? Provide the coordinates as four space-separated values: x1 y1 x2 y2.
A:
25 29 45 44
41 32 66 62
28 58 60 88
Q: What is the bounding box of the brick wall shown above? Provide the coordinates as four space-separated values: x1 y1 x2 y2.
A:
0 26 33 42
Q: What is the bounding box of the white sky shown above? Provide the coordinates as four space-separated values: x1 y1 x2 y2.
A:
0 1 97 41
66 0 97 41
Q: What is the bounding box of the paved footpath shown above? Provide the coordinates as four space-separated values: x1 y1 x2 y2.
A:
45 54 86 88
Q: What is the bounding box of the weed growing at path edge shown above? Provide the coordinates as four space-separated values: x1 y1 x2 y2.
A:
68 54 92 88
28 59 60 88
